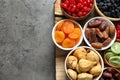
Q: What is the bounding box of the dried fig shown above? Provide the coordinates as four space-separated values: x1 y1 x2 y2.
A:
67 69 77 80
66 56 78 69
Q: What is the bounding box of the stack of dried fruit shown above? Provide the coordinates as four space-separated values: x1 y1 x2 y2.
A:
54 20 82 48
100 67 120 80
66 47 102 80
61 0 94 17
84 18 116 49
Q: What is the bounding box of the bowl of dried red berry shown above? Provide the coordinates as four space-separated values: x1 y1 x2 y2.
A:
61 0 94 20
83 17 116 50
94 0 120 21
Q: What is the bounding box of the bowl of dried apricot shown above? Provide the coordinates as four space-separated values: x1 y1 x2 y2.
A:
83 17 116 50
65 46 104 80
52 19 83 50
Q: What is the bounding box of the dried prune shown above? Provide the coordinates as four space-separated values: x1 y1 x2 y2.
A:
102 72 112 78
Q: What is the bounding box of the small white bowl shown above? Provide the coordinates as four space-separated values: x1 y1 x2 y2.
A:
65 46 104 80
52 19 83 50
83 17 116 50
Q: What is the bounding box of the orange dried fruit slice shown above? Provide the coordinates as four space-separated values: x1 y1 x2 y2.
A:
68 28 81 39
54 31 65 43
75 38 80 45
56 21 64 31
62 38 76 48
62 21 74 34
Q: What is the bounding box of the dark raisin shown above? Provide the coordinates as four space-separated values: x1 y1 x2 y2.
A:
111 0 115 4
106 0 110 2
117 6 120 10
107 3 111 6
104 12 111 16
98 2 104 6
102 6 107 10
117 13 120 18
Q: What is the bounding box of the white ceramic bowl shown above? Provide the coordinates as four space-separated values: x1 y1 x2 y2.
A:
65 46 104 80
52 19 83 50
83 17 116 50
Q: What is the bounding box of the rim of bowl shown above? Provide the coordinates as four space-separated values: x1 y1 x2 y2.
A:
103 67 120 73
94 0 120 21
52 19 83 50
83 17 116 51
60 0 95 20
64 46 104 80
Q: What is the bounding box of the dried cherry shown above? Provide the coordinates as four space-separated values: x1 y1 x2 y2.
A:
61 0 93 17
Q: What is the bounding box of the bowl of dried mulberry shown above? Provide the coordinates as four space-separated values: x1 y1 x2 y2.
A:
94 0 120 21
65 46 104 80
83 17 116 50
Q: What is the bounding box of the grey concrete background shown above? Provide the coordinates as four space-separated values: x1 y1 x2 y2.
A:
0 0 55 80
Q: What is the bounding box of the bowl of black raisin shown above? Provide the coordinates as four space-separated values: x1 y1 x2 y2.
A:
94 0 120 21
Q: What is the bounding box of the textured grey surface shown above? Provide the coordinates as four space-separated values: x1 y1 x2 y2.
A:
0 0 55 80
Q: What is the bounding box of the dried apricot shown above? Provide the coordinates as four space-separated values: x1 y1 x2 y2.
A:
56 21 64 31
62 21 74 34
75 38 80 45
62 38 76 48
74 24 79 28
55 31 65 43
68 28 81 39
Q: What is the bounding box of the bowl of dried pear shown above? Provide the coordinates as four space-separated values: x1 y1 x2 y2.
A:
65 46 104 80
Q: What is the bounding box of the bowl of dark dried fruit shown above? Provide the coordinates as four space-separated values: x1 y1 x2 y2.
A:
83 17 116 50
61 0 94 20
94 0 120 21
100 67 120 80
